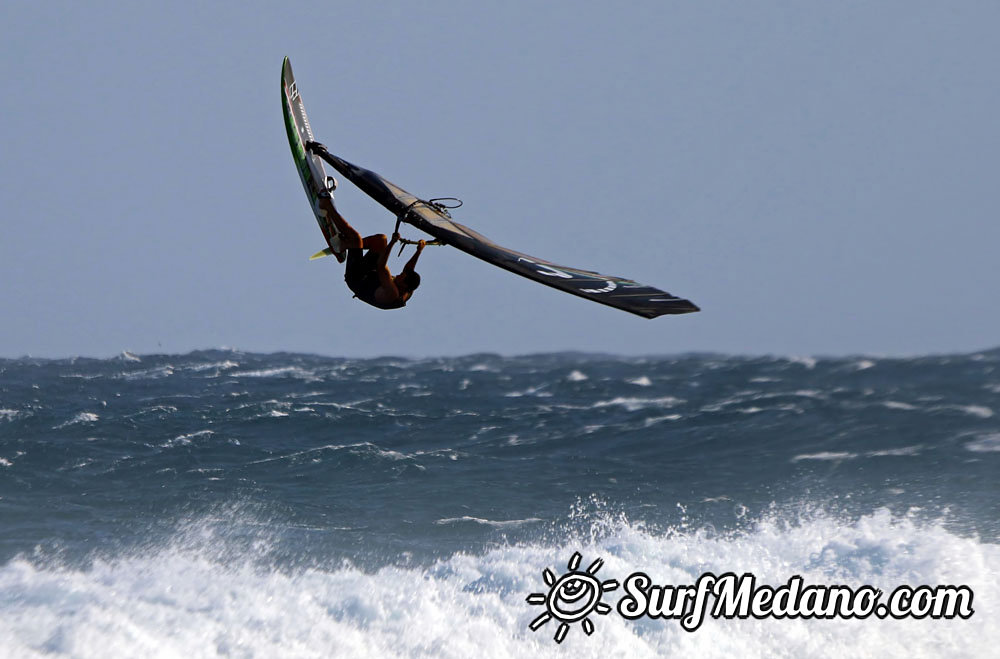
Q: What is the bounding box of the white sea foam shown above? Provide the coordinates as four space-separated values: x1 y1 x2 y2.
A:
953 405 994 419
965 433 1000 453
643 414 682 427
883 401 919 411
699 395 750 412
866 446 922 457
0 409 20 422
434 516 544 528
231 366 320 381
925 404 994 419
793 447 924 463
505 386 551 398
307 399 373 411
245 442 413 466
160 430 215 448
185 360 239 373
126 405 179 423
791 451 858 462
628 376 653 387
0 509 994 658
567 370 588 382
53 412 99 429
593 396 684 412
412 448 463 462
0 457 12 467
120 366 174 380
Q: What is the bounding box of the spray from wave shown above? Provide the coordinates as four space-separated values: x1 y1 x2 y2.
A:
0 505 995 659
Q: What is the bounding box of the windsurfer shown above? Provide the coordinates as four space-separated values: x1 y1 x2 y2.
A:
307 141 424 309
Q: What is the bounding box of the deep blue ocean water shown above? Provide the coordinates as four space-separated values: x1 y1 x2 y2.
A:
1 349 998 657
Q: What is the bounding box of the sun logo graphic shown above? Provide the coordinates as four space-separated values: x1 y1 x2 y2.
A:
526 552 619 643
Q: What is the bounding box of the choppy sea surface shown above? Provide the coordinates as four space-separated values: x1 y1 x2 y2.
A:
0 348 998 657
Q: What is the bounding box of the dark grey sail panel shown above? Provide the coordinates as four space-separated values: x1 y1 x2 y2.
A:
322 153 699 319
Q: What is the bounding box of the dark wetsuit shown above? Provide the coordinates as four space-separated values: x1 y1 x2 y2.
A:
344 247 406 309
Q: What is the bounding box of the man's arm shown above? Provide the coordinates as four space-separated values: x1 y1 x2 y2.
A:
373 233 401 297
402 240 426 274
379 233 400 269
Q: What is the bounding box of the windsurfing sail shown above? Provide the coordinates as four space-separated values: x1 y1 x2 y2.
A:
281 57 347 262
313 150 699 319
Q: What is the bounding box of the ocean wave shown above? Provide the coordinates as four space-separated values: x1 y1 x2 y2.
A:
184 360 240 373
53 412 99 429
792 447 923 462
643 414 682 427
3 349 999 657
791 452 858 463
965 433 1000 453
949 405 994 419
434 516 544 528
119 365 175 380
159 430 215 448
593 396 684 412
230 366 320 381
504 385 551 398
245 442 417 467
785 356 817 369
865 446 923 457
0 509 994 658
882 401 919 411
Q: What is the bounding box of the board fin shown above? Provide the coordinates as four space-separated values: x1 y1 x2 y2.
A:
309 248 335 261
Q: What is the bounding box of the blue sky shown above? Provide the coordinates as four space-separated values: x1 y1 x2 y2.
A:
1 1 998 358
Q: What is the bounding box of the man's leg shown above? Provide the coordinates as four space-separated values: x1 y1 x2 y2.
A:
359 235 389 272
361 234 388 251
328 208 364 250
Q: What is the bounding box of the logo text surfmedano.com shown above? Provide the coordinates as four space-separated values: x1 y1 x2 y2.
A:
526 554 974 643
